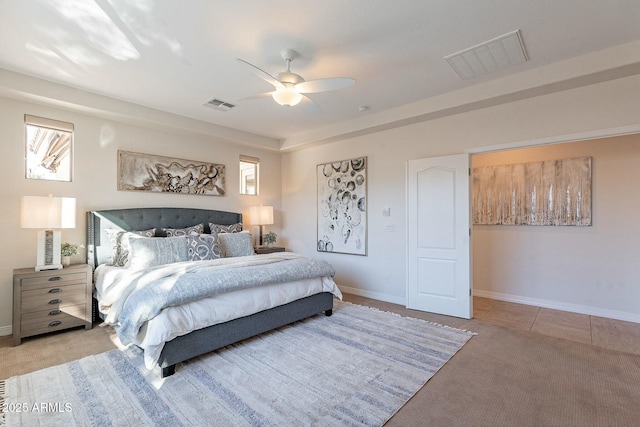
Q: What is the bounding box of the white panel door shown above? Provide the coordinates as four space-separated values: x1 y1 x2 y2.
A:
406 154 472 318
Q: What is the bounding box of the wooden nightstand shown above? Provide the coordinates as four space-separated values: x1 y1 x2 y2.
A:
13 264 93 346
255 246 286 254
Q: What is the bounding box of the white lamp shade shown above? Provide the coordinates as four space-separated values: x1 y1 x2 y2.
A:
21 196 76 229
272 87 303 106
250 205 274 225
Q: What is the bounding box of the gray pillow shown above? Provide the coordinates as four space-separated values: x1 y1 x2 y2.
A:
106 228 156 267
127 236 188 269
162 223 204 237
209 222 243 239
218 232 254 257
186 234 220 261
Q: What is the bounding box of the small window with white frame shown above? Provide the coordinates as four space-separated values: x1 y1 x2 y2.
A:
240 155 259 195
25 114 74 182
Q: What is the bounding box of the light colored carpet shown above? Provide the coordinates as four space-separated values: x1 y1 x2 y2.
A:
1 300 474 426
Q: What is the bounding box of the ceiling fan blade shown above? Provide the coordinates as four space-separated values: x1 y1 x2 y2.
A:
295 77 355 94
299 94 322 113
236 58 284 89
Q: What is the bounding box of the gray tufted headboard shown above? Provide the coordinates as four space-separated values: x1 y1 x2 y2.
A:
86 207 242 269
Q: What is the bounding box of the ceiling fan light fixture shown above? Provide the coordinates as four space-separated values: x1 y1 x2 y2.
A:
238 48 355 110
272 87 303 106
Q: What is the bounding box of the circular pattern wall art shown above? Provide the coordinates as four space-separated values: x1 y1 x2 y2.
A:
317 157 367 255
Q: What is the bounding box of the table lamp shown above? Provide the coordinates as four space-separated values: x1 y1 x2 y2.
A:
21 195 76 271
249 205 274 247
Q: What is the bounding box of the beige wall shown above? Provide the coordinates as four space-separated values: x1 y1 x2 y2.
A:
0 97 281 334
473 134 640 319
282 73 640 321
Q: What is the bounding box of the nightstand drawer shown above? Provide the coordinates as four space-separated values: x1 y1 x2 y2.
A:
21 272 88 290
21 305 87 336
21 283 87 312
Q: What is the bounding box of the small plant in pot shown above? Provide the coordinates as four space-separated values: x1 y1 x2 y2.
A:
61 242 84 266
263 232 277 247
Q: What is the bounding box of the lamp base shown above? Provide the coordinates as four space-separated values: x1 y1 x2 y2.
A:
35 230 63 271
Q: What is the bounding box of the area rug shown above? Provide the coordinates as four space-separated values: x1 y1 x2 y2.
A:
1 301 475 427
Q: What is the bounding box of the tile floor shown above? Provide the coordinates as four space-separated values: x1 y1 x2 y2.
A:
473 296 640 355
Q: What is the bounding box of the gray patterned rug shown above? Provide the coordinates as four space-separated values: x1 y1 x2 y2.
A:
1 301 474 426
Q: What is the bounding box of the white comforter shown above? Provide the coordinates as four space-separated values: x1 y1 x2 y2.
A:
94 253 342 369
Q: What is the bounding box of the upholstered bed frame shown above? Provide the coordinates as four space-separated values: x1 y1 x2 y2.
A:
87 207 334 377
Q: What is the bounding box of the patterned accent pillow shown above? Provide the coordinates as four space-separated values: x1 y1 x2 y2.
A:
209 222 243 239
106 228 156 267
127 236 188 269
186 234 220 261
218 231 254 257
162 223 204 237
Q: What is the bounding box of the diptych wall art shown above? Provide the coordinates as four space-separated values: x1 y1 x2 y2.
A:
472 156 592 226
317 157 367 255
118 150 225 196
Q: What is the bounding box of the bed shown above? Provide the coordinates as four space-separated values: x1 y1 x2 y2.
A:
87 207 341 378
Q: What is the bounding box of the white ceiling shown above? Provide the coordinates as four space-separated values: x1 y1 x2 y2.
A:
1 0 639 150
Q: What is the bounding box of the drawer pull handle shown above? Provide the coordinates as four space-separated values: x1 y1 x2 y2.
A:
48 277 62 282
48 320 62 327
48 299 62 305
48 288 63 293
49 310 61 316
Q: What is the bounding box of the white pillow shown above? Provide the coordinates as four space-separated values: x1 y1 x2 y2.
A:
126 236 188 269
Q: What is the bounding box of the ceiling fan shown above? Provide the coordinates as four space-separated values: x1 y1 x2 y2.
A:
236 48 355 108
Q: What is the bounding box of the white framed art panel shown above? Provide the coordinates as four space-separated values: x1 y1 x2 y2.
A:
317 157 367 255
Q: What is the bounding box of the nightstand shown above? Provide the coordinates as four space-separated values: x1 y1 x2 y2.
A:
255 246 286 254
13 264 93 346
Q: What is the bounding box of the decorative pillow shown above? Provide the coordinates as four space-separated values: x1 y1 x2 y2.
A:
209 222 243 238
186 234 220 261
127 236 188 270
106 228 156 267
218 231 254 257
162 223 204 237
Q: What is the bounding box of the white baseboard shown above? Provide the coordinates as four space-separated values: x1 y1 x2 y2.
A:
474 289 640 324
0 324 12 337
340 286 640 324
339 285 406 306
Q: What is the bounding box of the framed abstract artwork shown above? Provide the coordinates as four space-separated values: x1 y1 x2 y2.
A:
118 150 225 196
472 156 592 226
317 156 367 255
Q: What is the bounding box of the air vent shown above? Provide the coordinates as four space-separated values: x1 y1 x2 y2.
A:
444 30 528 80
204 98 236 112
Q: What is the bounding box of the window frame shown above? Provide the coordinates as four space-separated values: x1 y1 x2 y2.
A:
239 155 259 195
25 114 74 182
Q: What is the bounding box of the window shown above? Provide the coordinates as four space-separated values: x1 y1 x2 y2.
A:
25 115 74 182
240 155 259 195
